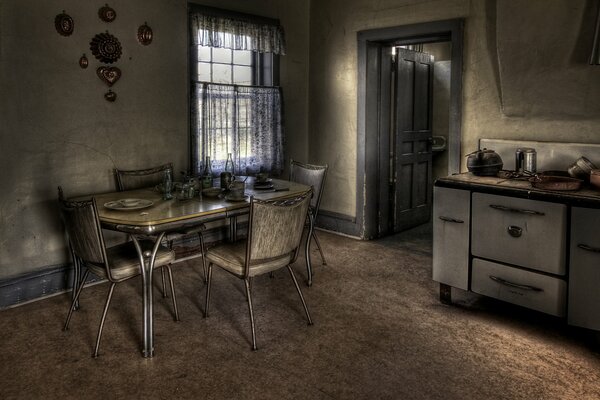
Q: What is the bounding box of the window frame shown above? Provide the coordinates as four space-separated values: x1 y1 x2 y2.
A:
187 4 282 171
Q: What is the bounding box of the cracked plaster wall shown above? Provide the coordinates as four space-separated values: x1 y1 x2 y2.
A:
0 0 309 280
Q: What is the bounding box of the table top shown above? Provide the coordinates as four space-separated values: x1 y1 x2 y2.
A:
76 179 311 234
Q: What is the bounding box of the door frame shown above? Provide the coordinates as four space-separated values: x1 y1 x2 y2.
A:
357 19 464 239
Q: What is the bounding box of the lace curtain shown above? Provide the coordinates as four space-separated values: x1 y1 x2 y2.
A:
191 83 284 176
190 12 286 55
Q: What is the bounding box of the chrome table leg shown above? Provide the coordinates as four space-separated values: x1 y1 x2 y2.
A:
132 232 165 358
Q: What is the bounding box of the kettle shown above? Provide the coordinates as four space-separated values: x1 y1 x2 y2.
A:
466 148 504 176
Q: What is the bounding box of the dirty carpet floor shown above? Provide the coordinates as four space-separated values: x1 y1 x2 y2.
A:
1 226 600 399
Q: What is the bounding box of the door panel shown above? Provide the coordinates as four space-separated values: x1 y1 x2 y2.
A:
392 48 434 232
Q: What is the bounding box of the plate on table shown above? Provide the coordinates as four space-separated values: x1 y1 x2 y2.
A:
104 198 154 211
253 183 274 190
224 194 249 202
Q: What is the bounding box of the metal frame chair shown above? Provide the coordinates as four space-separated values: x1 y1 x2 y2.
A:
289 159 329 285
204 192 313 350
115 163 208 287
58 187 179 357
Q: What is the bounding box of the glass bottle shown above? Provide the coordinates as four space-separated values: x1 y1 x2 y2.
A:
163 168 173 200
225 153 235 176
220 153 235 190
202 156 213 189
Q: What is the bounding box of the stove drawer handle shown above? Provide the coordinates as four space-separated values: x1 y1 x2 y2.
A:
438 216 464 224
577 244 600 253
489 204 545 216
489 275 544 292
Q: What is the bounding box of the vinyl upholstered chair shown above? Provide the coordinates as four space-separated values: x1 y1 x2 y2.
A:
289 160 328 286
115 163 208 286
58 187 178 357
204 192 313 350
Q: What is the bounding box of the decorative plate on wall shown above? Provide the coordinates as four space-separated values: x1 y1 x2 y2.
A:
55 11 74 36
90 32 122 63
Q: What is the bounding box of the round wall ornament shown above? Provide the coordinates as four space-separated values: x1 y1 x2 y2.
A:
55 11 74 36
98 4 116 23
90 31 122 63
137 22 153 46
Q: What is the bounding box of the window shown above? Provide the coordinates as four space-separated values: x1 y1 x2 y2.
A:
197 33 254 85
189 7 285 176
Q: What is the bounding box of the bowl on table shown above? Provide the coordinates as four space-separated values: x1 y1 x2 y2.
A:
202 187 222 198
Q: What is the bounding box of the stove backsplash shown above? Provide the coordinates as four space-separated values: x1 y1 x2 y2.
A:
479 139 600 172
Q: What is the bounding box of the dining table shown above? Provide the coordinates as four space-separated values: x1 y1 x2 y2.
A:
74 178 312 358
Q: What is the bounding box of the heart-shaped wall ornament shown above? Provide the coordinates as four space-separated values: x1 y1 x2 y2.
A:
96 66 121 87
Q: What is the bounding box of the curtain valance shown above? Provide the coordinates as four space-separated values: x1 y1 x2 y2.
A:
190 12 286 55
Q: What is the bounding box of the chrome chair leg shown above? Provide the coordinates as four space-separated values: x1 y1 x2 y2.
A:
312 231 327 266
305 212 315 286
244 279 257 351
166 266 179 322
93 282 116 358
63 269 90 331
69 247 81 310
161 267 168 298
287 265 313 325
204 263 213 318
199 233 207 282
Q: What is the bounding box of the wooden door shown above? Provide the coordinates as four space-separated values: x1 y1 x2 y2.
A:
391 48 434 232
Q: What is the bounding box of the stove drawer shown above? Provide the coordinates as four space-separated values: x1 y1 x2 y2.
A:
472 193 566 275
471 258 566 317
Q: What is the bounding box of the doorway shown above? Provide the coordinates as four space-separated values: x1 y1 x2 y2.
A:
357 19 464 239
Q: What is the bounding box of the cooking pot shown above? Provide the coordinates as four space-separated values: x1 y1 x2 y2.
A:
466 148 504 176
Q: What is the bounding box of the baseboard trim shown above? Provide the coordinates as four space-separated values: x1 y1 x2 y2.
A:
0 224 247 310
0 264 82 310
316 210 361 237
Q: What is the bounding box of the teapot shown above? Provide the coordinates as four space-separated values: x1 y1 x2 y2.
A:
466 148 504 176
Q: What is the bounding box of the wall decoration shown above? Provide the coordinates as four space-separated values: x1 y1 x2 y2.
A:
96 66 121 87
98 4 116 23
137 22 153 46
55 11 74 36
90 32 122 63
104 89 117 102
55 6 151 103
79 54 89 69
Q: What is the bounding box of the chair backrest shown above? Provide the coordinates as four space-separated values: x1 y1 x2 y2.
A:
245 192 311 276
289 160 328 214
115 162 173 191
58 187 110 277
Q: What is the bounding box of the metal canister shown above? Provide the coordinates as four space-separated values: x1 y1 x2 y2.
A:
220 172 233 189
515 147 537 173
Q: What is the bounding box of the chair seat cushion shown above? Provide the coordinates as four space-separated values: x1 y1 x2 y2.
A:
206 242 293 278
87 240 175 282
